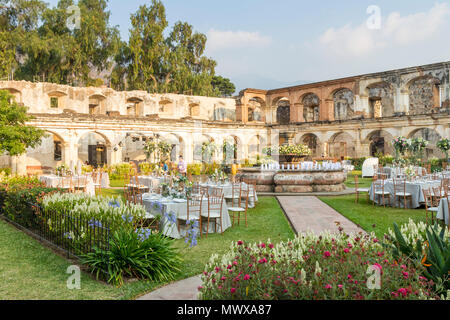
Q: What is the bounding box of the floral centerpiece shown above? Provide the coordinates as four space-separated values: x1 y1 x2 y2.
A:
56 164 71 176
409 137 428 164
264 144 311 163
437 138 450 160
392 137 410 160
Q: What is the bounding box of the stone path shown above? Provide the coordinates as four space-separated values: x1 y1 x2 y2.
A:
137 196 364 300
277 196 365 235
136 275 202 300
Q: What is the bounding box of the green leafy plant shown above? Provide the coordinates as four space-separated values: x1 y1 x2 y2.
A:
81 228 182 286
437 138 449 159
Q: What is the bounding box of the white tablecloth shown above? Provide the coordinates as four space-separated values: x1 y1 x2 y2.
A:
199 182 258 208
437 197 449 226
39 175 97 196
142 194 232 239
369 179 441 208
137 176 166 190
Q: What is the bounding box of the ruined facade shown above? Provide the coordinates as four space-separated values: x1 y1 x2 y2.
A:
0 61 449 174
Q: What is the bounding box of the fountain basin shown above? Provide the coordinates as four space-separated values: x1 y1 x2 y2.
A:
237 167 346 193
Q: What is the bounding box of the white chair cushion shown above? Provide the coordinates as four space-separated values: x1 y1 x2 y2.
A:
144 212 155 219
375 191 390 195
177 214 199 221
228 207 245 212
358 188 370 192
201 212 222 218
427 207 439 212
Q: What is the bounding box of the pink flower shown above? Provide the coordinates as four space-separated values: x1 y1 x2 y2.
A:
227 265 232 270
325 284 332 289
221 276 226 281
397 288 408 297
197 286 204 291
347 274 352 279
347 243 353 249
338 284 343 289
373 263 383 274
233 261 238 266
248 264 253 268
343 248 350 253
402 271 409 279
237 240 244 246
268 243 274 249
260 243 266 248
258 258 268 264
243 274 250 280
323 251 331 258
400 264 407 270
230 288 236 294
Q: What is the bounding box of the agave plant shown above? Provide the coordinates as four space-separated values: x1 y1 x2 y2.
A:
384 222 449 294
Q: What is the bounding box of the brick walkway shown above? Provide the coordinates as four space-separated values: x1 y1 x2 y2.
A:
277 196 365 235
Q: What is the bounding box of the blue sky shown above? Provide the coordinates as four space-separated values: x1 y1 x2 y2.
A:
46 0 450 92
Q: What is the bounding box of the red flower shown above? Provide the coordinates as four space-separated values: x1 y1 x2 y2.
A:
323 251 331 258
243 274 250 280
230 288 236 294
237 240 244 246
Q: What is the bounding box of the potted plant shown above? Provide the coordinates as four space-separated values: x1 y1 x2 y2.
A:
437 138 449 161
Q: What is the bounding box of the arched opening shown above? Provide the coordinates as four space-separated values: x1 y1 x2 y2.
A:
302 93 320 122
223 136 239 164
26 131 65 172
161 134 184 163
367 130 394 156
299 134 320 157
408 76 441 115
89 94 107 115
189 103 200 117
329 132 356 159
248 97 265 122
126 97 144 116
193 135 215 163
367 82 393 118
275 98 290 124
122 133 147 162
333 89 354 121
78 132 110 167
47 91 67 110
408 128 442 159
159 98 174 115
248 135 264 160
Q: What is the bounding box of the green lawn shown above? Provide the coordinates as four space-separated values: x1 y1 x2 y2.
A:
318 195 428 238
344 174 372 189
0 195 293 300
109 179 125 188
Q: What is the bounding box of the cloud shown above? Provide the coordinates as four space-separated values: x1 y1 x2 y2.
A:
317 2 450 57
206 29 271 52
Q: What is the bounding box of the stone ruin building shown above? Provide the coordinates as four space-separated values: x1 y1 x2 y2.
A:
0 61 449 175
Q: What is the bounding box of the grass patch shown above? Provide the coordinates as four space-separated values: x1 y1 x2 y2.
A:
0 194 293 300
344 174 372 189
109 179 125 188
318 195 427 238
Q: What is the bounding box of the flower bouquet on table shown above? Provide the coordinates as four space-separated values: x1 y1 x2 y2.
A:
56 164 71 176
436 138 450 160
392 137 411 159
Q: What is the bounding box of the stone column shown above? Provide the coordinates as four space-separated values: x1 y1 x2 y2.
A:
321 99 334 121
358 95 370 118
291 103 301 123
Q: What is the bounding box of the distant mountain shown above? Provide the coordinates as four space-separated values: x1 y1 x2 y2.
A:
229 74 312 94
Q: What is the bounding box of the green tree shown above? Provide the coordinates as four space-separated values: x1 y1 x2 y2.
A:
0 90 45 156
211 76 236 97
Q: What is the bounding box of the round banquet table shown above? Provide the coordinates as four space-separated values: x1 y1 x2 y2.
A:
142 194 232 239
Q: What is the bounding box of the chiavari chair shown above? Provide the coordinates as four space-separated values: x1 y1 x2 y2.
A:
393 178 412 209
228 186 250 227
177 195 203 234
73 174 87 193
422 188 438 225
354 175 370 203
201 191 224 238
372 179 390 207
224 183 241 208
243 178 258 208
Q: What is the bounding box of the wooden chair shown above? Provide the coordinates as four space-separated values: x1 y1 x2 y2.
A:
92 170 102 195
224 183 241 208
243 178 257 208
73 175 87 193
177 195 203 234
393 178 412 209
228 186 250 227
422 188 438 225
372 179 390 207
201 192 224 238
354 175 370 203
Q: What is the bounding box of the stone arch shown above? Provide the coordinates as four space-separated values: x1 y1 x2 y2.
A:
247 135 265 159
273 97 290 124
47 90 67 110
365 82 394 118
248 97 265 122
161 133 185 163
407 128 442 159
126 97 144 116
406 75 441 115
329 132 356 159
223 135 242 164
2 88 22 104
159 97 174 115
122 132 147 162
89 94 107 115
365 130 395 156
332 88 354 121
193 134 215 163
77 131 112 167
300 93 320 122
25 130 66 172
297 133 320 157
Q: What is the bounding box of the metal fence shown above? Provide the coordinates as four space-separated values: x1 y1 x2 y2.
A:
1 199 110 259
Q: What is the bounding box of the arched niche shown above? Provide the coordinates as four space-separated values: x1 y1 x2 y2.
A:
274 97 290 125
366 82 394 118
77 132 111 167
248 97 265 122
329 132 356 159
333 89 354 121
366 130 394 156
126 97 144 116
89 94 107 115
301 93 320 122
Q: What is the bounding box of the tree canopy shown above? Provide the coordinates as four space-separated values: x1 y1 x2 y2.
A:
1 0 235 96
0 90 45 156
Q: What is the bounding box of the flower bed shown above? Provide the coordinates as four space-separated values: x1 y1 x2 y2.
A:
199 224 445 300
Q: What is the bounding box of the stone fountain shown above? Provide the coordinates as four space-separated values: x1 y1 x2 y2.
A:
237 162 347 193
